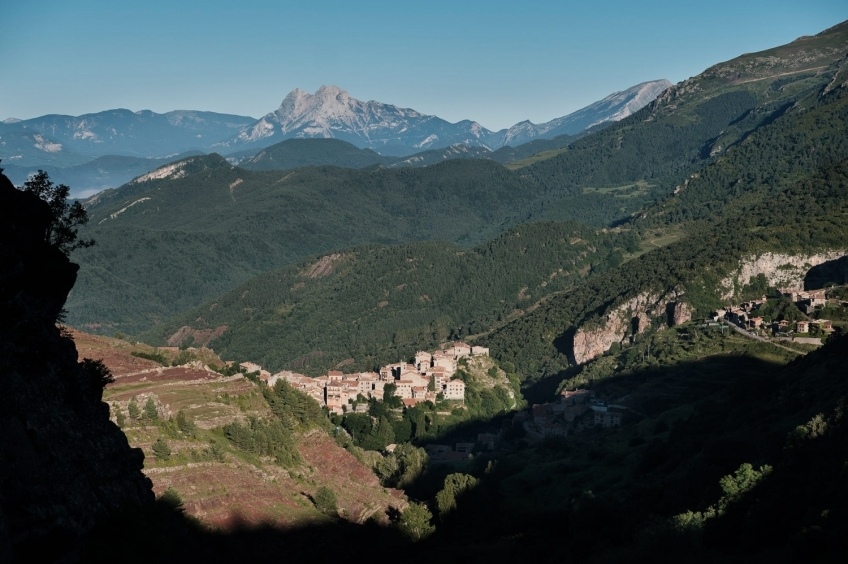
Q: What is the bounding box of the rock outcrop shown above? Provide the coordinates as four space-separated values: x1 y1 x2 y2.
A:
572 290 691 365
0 171 154 561
670 301 693 326
719 251 846 300
573 315 629 365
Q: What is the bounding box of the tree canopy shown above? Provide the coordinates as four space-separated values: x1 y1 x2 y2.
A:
22 170 93 255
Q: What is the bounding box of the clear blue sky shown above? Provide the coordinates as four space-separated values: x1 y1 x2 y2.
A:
1 1 845 131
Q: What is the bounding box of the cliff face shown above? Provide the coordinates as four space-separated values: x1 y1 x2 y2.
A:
719 251 847 300
570 250 847 366
572 290 692 365
0 171 154 561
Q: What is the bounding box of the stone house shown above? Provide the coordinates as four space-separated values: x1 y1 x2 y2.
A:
593 410 622 428
811 319 834 332
415 351 433 371
239 361 262 374
444 379 466 400
447 342 473 359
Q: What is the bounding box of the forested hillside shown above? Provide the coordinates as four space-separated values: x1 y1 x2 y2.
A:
69 155 644 334
487 157 848 388
143 222 638 373
65 22 848 342
240 138 390 170
520 22 848 201
6 19 848 563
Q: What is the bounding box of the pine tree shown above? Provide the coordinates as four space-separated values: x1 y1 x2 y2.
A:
152 438 171 461
398 502 435 541
127 396 140 420
115 405 126 428
175 410 196 435
143 397 158 420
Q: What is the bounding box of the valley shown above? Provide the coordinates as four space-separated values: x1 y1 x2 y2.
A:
3 18 848 563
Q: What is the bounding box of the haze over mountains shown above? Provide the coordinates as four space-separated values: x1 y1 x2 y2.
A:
0 80 670 195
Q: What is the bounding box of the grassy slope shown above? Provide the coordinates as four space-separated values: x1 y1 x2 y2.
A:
81 330 403 529
69 155 648 335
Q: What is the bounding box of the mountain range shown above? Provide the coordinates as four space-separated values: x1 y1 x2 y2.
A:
63 21 848 354
221 80 671 155
1 80 670 195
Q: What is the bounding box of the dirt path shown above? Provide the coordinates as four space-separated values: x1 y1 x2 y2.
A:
733 66 829 85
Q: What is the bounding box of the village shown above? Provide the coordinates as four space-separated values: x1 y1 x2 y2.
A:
237 342 489 415
511 285 847 444
713 287 838 341
221 286 845 459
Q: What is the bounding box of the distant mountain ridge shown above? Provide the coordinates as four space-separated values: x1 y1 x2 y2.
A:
491 80 672 147
218 81 671 155
220 85 490 156
1 81 669 193
0 109 256 166
63 19 848 339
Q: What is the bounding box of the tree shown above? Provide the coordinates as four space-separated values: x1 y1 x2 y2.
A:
152 437 171 461
175 410 196 435
398 502 435 541
127 396 140 420
21 170 93 255
159 487 184 511
114 405 126 428
383 383 402 408
716 462 772 514
143 397 158 420
394 443 427 488
313 486 338 516
436 473 479 518
80 358 114 401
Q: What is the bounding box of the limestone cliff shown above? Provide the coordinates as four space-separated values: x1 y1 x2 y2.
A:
571 250 844 365
719 251 846 300
0 171 154 561
572 290 691 365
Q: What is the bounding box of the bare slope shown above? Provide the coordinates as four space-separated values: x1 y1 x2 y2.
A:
80 330 404 529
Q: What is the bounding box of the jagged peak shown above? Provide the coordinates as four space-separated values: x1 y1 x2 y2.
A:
315 84 349 100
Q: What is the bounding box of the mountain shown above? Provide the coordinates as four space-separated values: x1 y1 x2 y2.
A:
386 143 496 168
490 79 672 147
140 222 637 374
216 82 669 156
240 138 495 172
0 109 256 166
6 21 848 562
64 22 848 339
217 85 493 156
241 138 390 170
2 152 203 198
1 82 667 194
135 21 848 382
513 21 848 210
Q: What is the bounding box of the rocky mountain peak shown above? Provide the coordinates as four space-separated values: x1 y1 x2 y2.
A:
315 84 349 102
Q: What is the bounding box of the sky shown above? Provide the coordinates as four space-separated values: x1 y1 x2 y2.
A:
1 1 846 131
